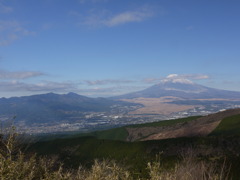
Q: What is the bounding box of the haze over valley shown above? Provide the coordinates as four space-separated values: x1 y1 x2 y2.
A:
1 75 240 134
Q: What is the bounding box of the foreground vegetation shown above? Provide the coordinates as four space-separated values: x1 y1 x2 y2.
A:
0 127 233 180
2 110 240 179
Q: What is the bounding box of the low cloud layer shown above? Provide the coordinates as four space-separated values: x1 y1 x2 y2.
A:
168 74 210 80
84 79 135 85
77 85 147 97
0 81 76 92
0 80 145 98
0 73 211 97
143 74 210 84
0 70 45 79
163 74 210 84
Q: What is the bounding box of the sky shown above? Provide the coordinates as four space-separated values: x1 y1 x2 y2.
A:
0 0 240 98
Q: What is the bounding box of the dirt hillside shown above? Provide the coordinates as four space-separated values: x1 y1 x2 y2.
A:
125 108 240 141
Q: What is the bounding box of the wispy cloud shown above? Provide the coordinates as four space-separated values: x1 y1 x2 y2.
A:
0 20 35 46
186 25 194 31
0 70 45 79
78 0 108 4
84 79 135 85
143 74 210 84
0 74 211 97
0 79 144 97
161 74 210 84
0 2 13 13
41 23 54 30
29 81 77 92
142 78 161 84
176 74 210 80
77 85 146 97
104 8 154 27
74 6 154 27
0 81 76 92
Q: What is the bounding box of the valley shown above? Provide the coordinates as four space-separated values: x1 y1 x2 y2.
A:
1 80 240 134
7 97 240 134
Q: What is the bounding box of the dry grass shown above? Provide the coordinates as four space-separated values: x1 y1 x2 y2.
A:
147 149 231 180
0 127 231 180
122 97 197 115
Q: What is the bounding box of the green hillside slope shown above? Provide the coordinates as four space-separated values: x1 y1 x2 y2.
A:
80 116 201 141
29 135 240 179
210 114 240 136
127 116 200 128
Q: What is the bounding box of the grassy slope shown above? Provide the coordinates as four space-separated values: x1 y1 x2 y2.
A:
29 135 240 179
85 127 129 141
126 116 201 128
29 113 240 179
210 114 240 136
78 116 201 141
30 136 149 177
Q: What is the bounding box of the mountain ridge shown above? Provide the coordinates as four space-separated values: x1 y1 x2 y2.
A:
0 92 140 125
112 80 240 99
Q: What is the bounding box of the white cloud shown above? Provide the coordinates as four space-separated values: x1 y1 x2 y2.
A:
0 20 35 46
166 74 178 79
163 74 193 84
143 74 210 84
161 74 210 84
165 74 209 80
104 9 153 27
0 70 44 79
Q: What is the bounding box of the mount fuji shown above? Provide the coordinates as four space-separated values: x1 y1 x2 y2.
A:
113 77 240 100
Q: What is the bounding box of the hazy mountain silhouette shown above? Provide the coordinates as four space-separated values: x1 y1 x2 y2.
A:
0 92 138 124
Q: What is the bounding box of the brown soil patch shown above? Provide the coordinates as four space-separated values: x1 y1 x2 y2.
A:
142 121 220 141
125 108 240 141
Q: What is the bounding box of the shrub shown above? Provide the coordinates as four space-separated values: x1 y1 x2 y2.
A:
147 149 231 180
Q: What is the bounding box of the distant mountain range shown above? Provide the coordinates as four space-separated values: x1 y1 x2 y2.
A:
1 79 240 133
113 79 240 99
0 92 139 125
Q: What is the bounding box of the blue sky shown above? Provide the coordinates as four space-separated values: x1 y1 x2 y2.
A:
0 0 240 97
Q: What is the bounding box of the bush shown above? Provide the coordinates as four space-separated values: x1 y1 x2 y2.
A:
147 149 231 180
